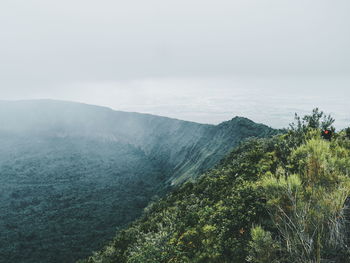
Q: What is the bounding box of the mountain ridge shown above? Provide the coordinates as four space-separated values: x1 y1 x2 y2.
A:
79 110 350 263
0 100 277 263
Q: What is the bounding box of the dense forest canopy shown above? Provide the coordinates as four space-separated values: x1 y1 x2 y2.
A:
0 100 276 263
80 109 350 263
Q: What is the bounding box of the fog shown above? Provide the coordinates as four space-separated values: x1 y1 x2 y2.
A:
1 0 349 128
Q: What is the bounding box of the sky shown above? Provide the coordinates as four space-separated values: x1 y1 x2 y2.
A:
1 0 349 128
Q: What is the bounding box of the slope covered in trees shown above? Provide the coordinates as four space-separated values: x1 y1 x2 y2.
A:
81 109 350 263
0 100 276 263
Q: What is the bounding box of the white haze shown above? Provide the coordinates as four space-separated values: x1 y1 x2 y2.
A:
0 0 349 128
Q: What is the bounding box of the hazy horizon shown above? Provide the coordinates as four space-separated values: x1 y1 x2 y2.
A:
1 2 350 262
2 80 349 130
1 1 349 128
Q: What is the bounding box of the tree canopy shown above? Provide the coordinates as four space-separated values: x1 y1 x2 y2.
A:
79 109 350 263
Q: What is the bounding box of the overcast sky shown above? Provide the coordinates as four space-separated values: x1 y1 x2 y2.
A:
1 0 349 128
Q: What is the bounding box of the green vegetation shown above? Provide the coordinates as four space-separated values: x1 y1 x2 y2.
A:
0 100 276 263
0 138 167 263
81 109 350 263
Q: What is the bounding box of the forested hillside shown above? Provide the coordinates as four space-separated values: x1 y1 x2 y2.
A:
0 100 276 263
81 109 350 263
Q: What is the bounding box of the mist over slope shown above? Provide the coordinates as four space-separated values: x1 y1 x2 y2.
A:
80 110 350 263
0 100 276 263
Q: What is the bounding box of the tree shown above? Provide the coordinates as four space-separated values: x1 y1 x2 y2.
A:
345 127 350 140
289 108 335 133
247 226 280 263
258 137 350 263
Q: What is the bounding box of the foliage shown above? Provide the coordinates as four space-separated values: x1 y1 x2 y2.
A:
289 108 335 133
258 136 350 263
80 138 274 263
345 127 350 140
247 226 280 263
0 101 277 263
0 138 169 263
80 109 350 263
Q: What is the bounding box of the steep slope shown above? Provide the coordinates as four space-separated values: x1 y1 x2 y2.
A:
171 116 278 184
0 100 276 184
0 100 276 263
80 115 350 263
78 136 278 263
